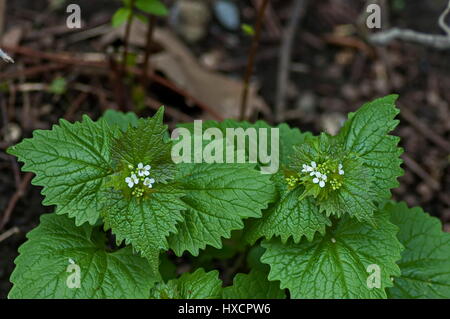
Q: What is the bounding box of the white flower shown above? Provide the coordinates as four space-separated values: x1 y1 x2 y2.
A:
313 177 319 184
321 174 327 181
125 173 139 188
137 163 151 177
319 180 325 188
310 161 317 169
143 177 155 188
314 171 322 178
302 164 313 173
338 163 344 175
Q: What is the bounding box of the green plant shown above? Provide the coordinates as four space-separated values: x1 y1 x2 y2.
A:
7 95 450 299
112 0 168 28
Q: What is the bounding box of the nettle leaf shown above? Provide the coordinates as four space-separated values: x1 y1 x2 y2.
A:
8 116 114 226
150 268 222 299
168 163 275 256
385 202 450 299
9 213 157 299
339 94 403 200
261 210 403 298
282 95 402 223
245 172 331 244
101 109 138 132
223 269 286 299
111 107 176 183
100 186 185 274
100 107 185 269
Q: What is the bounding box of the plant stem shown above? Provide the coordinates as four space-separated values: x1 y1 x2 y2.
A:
141 15 157 88
239 0 269 121
121 0 136 76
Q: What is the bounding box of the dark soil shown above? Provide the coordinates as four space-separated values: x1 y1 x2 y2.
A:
0 0 449 298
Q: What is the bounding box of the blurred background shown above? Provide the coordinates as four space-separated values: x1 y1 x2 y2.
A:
0 0 449 298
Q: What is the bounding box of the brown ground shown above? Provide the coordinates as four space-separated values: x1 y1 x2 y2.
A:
0 0 449 298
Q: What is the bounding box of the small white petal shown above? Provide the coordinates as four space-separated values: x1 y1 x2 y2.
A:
311 161 317 168
339 170 344 175
125 177 131 183
149 178 155 184
310 171 316 176
321 174 327 181
306 166 313 172
338 163 343 169
313 178 319 184
144 170 150 176
144 165 151 171
138 163 144 169
319 181 325 188
127 182 134 188
314 172 322 178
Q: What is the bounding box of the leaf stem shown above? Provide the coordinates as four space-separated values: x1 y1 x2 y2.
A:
121 0 136 76
239 0 269 121
141 15 157 88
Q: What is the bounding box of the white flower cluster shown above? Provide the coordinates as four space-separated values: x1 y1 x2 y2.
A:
125 163 155 189
302 161 327 188
338 163 345 175
301 161 345 188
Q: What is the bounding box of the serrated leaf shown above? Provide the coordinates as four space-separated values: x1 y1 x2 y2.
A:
8 116 113 226
101 108 185 269
385 202 450 299
9 213 157 299
111 107 176 183
168 163 275 256
339 94 403 200
150 268 222 299
100 185 185 272
223 269 285 299
245 172 331 244
289 133 377 223
261 210 403 298
101 109 138 132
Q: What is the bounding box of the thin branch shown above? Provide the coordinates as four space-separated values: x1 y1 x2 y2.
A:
0 48 14 63
0 172 33 230
369 1 450 49
369 28 450 49
239 0 269 121
121 0 136 75
438 0 450 36
275 0 308 122
141 15 157 88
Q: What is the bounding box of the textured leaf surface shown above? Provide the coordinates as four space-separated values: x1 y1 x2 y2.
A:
168 163 275 255
339 94 403 200
246 172 331 244
150 268 222 299
9 213 156 299
261 210 403 298
223 270 285 299
386 202 450 299
101 185 185 272
8 116 113 226
101 109 138 132
100 107 186 269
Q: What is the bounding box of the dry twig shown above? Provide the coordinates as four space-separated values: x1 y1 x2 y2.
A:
275 0 308 123
369 0 450 49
